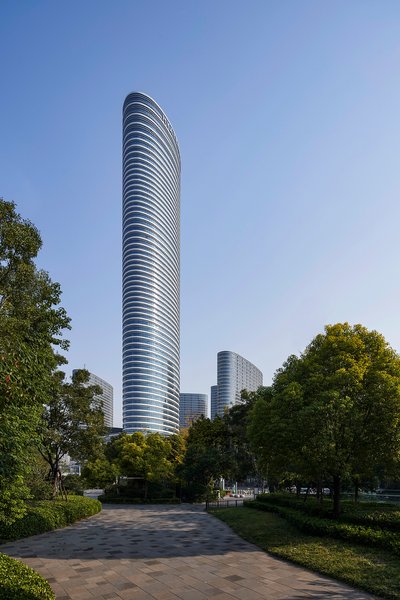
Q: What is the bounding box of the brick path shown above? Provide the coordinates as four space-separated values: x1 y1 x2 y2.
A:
1 504 376 600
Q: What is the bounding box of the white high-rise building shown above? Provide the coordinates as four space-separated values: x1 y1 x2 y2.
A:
122 92 180 434
216 351 263 416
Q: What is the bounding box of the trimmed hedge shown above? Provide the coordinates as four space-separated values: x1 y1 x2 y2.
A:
0 496 101 542
0 553 54 600
98 495 180 504
255 493 400 532
245 500 400 555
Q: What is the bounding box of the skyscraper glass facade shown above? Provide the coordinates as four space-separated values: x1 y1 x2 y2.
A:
217 351 263 416
179 393 208 428
122 92 180 435
210 385 218 420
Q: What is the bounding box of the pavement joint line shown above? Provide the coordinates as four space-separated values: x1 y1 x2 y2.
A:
0 504 377 600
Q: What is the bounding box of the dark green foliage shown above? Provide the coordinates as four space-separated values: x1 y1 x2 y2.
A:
100 431 186 500
247 324 400 517
27 479 53 502
103 479 177 501
179 396 265 501
245 499 400 555
0 553 54 600
223 393 259 481
24 453 53 501
98 495 179 504
179 416 233 500
38 369 106 491
254 493 400 531
0 496 101 542
213 507 400 599
62 474 87 496
0 199 70 523
81 457 118 488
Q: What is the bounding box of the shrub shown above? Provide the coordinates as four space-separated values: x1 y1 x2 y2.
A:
28 479 53 501
254 493 400 531
62 474 87 496
98 495 179 504
245 500 400 555
0 496 101 542
0 553 54 599
105 480 177 500
24 454 53 501
255 493 333 517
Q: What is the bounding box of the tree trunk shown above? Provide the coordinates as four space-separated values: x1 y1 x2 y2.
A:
296 483 301 498
354 483 359 503
333 475 341 518
316 479 323 504
303 486 310 502
48 462 59 499
144 479 148 500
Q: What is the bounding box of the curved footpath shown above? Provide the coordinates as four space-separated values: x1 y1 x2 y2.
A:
1 504 375 600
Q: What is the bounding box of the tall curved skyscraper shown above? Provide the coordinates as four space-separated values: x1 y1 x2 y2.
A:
122 92 180 435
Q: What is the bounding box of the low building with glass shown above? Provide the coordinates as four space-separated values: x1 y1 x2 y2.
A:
179 393 208 428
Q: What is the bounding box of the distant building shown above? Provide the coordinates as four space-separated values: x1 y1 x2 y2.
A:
87 372 114 428
73 370 114 428
105 426 123 442
216 351 263 416
179 393 208 428
210 385 218 420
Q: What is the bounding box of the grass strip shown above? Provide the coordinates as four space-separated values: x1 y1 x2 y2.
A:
255 493 400 531
245 500 400 555
211 507 400 599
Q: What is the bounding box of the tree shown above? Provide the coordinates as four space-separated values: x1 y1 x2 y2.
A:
0 199 70 522
38 369 106 494
249 365 328 495
179 416 233 500
248 323 400 517
112 432 178 499
81 456 119 489
246 386 286 489
223 392 259 482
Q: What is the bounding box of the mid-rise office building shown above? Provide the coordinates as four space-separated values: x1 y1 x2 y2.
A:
122 92 180 435
210 385 218 420
216 351 263 416
72 370 113 428
179 393 208 428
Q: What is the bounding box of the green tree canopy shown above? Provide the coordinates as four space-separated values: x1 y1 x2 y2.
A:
248 323 400 516
38 369 106 493
179 416 234 500
223 392 259 482
110 432 184 499
0 199 70 522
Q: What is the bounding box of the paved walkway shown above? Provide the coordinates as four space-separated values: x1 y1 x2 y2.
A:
1 504 375 600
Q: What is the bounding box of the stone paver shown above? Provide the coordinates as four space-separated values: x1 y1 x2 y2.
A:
1 504 376 599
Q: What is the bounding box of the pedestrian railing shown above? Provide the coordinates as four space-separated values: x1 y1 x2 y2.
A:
205 498 244 510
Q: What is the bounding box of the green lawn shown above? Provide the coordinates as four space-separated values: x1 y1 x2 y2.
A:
211 507 400 599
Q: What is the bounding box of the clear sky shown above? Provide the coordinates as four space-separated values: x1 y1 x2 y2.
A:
2 1 400 426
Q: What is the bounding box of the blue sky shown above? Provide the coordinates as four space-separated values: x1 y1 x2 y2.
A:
1 1 400 426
